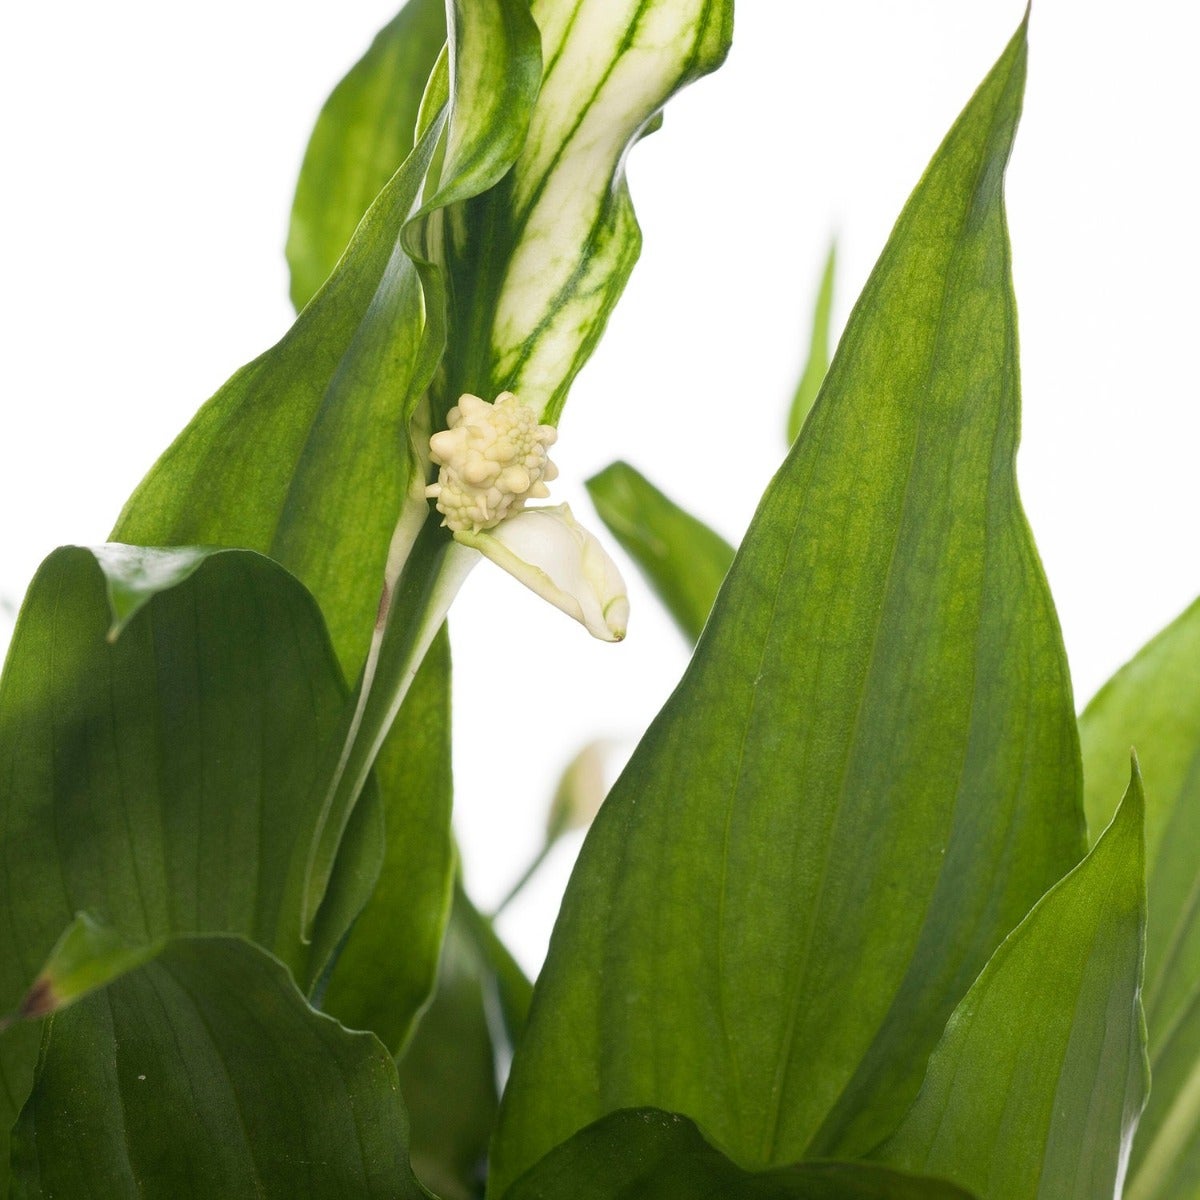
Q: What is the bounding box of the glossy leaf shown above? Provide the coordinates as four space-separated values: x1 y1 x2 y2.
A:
1080 596 1200 1200
505 1109 977 1200
322 627 455 1054
786 241 837 443
586 461 734 643
491 19 1087 1189
0 545 357 1181
877 772 1148 1199
10 936 427 1199
286 0 447 311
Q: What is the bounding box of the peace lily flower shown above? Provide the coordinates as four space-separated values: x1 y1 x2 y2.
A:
426 391 629 641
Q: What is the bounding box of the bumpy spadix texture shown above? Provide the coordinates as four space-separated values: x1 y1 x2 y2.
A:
426 392 558 531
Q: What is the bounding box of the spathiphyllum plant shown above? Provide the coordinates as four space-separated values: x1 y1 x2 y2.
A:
3 2 1199 1197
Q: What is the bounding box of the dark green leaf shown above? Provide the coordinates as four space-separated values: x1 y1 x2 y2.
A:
491 19 1086 1189
876 771 1148 1199
322 627 455 1053
0 545 356 1181
287 0 447 311
586 461 734 644
1079 596 1200 1200
504 1108 977 1200
113 0 541 680
109 0 541 1039
303 0 739 960
786 240 837 443
397 883 531 1200
10 936 427 1199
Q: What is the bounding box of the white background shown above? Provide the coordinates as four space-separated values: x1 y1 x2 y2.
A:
2 2 1197 971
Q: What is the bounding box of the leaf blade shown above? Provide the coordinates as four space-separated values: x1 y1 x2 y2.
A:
491 18 1086 1189
0 545 357 1183
286 0 448 311
586 460 734 644
786 240 837 443
504 1108 978 1200
876 772 1148 1200
321 627 455 1054
10 936 427 1199
1079 596 1200 1199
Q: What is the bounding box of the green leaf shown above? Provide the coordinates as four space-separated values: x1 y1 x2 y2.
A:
1 914 161 1027
1079 596 1200 1200
876 770 1148 1199
786 240 837 443
504 1109 978 1200
9 936 427 1199
301 0 739 952
396 883 532 1200
113 0 542 680
88 543 215 639
109 0 541 1016
491 18 1087 1190
586 461 734 644
435 0 735 425
286 0 448 311
321 627 455 1053
0 545 358 1182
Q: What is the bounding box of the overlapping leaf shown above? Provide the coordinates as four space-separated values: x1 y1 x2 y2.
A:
0 545 360 1186
504 1109 977 1200
586 461 734 643
113 0 540 680
321 628 455 1053
9 936 427 1198
396 883 533 1200
877 774 1148 1199
491 19 1087 1190
286 0 447 311
1080 597 1200 1200
436 0 735 426
786 241 837 442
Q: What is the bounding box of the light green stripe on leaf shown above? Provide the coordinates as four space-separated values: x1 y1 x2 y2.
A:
877 769 1148 1200
438 0 735 424
490 18 1086 1190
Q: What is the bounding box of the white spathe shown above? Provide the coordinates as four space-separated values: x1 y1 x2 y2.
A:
457 504 629 642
